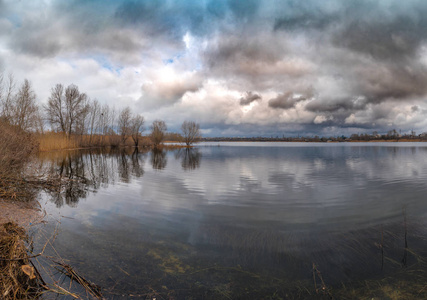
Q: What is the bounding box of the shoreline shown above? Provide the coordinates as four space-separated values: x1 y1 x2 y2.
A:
0 199 43 229
200 139 427 143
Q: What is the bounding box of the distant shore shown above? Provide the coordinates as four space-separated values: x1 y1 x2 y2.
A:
200 138 426 143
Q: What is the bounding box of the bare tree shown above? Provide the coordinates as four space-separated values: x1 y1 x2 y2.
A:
0 76 40 131
45 83 88 138
130 114 144 146
150 120 167 148
74 97 90 137
99 104 110 145
99 104 109 135
0 73 17 121
110 106 116 134
34 110 45 134
12 79 39 131
65 84 88 137
181 120 201 146
88 99 101 143
118 107 132 144
45 84 66 133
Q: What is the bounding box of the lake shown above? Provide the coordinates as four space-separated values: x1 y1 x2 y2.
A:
32 142 427 299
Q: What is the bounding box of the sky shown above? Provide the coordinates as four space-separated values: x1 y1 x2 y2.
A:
2 0 427 137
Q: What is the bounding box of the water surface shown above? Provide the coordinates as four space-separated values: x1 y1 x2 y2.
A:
34 143 427 298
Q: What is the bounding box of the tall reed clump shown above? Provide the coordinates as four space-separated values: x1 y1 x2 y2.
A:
36 132 78 152
37 132 141 151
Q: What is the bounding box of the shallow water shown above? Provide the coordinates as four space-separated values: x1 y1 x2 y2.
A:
33 143 427 298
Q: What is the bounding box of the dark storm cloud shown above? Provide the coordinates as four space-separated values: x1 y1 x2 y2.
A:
371 105 393 121
113 0 203 39
206 34 284 68
305 97 368 113
273 1 341 31
352 62 427 103
271 0 427 107
239 91 261 106
269 88 314 109
8 0 259 60
332 7 427 61
11 25 62 58
273 1 427 60
113 0 258 38
203 33 311 91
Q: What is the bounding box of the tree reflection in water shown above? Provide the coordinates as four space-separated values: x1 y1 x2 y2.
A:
150 148 167 170
131 149 145 177
118 148 146 182
38 148 147 208
38 147 203 208
175 148 201 170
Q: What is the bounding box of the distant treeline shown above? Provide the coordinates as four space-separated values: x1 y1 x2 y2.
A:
202 130 427 143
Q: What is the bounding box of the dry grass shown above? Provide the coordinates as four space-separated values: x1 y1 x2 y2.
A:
36 132 78 151
0 222 43 299
0 221 104 299
36 132 153 151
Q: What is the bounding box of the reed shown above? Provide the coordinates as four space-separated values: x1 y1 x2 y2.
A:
36 132 153 151
36 132 78 151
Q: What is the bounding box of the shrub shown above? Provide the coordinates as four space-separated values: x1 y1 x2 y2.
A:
0 119 38 177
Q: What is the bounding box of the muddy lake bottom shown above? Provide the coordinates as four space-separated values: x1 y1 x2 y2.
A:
28 142 427 299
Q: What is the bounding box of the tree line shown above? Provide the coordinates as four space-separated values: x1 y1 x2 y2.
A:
0 73 201 148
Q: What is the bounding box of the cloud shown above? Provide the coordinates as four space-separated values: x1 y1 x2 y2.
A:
2 0 427 136
269 88 314 109
332 6 427 61
239 91 261 105
304 96 368 113
139 70 203 110
313 115 329 124
227 0 260 19
352 62 427 102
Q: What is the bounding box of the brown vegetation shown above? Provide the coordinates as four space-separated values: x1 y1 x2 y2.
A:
36 132 153 151
0 120 38 201
0 120 38 173
150 120 167 148
0 220 104 299
1 74 43 134
0 222 43 299
181 120 201 146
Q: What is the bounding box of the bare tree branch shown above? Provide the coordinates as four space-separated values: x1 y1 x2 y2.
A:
181 121 201 146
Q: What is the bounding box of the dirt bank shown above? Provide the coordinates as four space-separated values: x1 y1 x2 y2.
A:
0 199 43 228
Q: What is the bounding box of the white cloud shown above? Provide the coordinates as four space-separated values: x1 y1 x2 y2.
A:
313 115 328 124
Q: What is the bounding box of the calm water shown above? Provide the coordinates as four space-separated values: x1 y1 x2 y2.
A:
33 142 427 299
